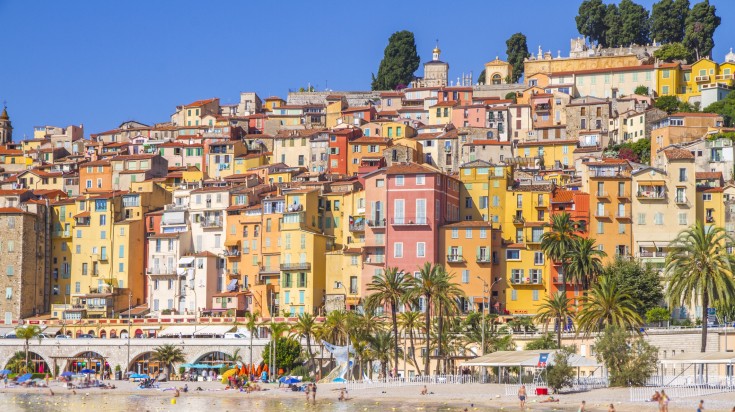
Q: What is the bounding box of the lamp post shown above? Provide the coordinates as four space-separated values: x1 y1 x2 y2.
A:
126 292 132 373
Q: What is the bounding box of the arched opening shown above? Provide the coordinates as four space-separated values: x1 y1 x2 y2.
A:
109 329 117 339
134 328 143 338
188 351 233 380
66 351 109 375
4 351 50 374
492 73 502 85
128 352 162 376
75 330 82 338
66 330 72 337
119 329 129 339
87 330 96 337
99 330 106 339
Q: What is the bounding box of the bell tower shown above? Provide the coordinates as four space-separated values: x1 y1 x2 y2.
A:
0 103 12 145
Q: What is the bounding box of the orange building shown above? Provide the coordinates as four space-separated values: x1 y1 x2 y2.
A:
79 159 112 193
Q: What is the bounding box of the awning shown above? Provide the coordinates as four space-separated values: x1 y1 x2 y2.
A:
178 257 195 266
661 352 735 365
638 180 666 185
42 326 61 335
141 326 160 330
158 325 199 337
226 279 238 292
224 239 241 247
193 325 234 336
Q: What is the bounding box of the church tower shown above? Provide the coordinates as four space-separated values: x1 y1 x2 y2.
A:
0 105 12 145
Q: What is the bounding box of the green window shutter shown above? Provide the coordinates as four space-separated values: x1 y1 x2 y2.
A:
458 246 463 257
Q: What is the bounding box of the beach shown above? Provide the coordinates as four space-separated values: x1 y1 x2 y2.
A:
0 380 734 411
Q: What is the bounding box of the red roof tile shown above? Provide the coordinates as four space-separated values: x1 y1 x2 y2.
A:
663 148 695 160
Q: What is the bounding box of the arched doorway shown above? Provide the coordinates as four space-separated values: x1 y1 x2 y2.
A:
128 352 161 376
195 351 233 367
492 73 502 85
66 351 109 375
4 351 50 374
87 330 96 337
99 330 106 339
119 329 129 339
75 330 82 338
109 329 117 339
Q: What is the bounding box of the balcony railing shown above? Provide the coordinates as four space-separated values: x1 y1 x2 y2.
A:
476 255 492 263
594 211 610 219
201 218 223 228
695 75 710 82
512 216 525 224
349 221 365 232
259 266 280 275
675 197 690 206
365 255 385 264
367 218 386 228
446 254 465 263
616 212 632 220
715 74 734 81
224 249 240 257
53 230 71 238
596 191 610 199
616 192 631 199
510 277 543 285
391 217 428 225
638 251 667 258
637 191 666 200
280 262 311 271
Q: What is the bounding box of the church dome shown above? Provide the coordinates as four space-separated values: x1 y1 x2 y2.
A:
726 48 735 63
433 47 441 54
0 107 8 120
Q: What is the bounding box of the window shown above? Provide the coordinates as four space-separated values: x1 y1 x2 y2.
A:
506 249 520 260
5 266 13 276
516 194 522 208
637 213 646 225
416 174 425 185
678 212 688 225
597 221 604 234
532 290 540 301
395 175 404 186
394 242 403 258
416 242 425 258
679 168 687 182
480 228 487 238
465 229 473 239
703 193 712 201
5 288 11 300
462 270 470 284
479 196 488 209
654 212 664 225
618 223 625 234
451 228 458 239
534 252 544 265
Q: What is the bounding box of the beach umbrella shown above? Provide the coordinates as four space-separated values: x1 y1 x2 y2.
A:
0 369 11 375
80 369 95 374
279 377 301 384
60 371 73 377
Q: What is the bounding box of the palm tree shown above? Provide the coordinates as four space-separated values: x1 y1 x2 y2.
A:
5 351 27 374
228 348 244 364
243 311 260 372
432 267 464 374
15 325 41 373
398 311 423 372
541 212 580 292
263 321 290 379
410 262 445 375
368 330 397 378
535 292 574 347
565 237 607 289
666 222 735 352
152 344 186 380
292 312 317 374
576 275 643 335
366 266 412 378
323 310 349 345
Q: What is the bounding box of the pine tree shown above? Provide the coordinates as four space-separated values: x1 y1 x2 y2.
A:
683 0 721 60
618 0 650 46
650 0 690 44
371 31 420 90
603 4 623 48
505 33 530 84
576 0 608 46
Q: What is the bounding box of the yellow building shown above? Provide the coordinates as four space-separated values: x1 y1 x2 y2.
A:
516 140 577 169
429 101 456 125
360 121 416 139
696 172 726 228
50 198 76 309
655 58 735 103
484 57 513 85
232 153 267 175
279 189 330 315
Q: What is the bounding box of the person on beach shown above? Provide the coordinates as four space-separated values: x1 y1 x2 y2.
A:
311 382 317 402
696 400 704 412
338 388 346 401
518 385 527 409
305 383 310 402
420 385 428 395
608 404 615 412
661 390 670 412
578 400 586 412
540 396 559 403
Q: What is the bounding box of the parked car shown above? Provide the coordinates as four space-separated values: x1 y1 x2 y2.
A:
54 334 70 339
38 333 53 339
4 333 17 339
78 334 94 339
224 333 248 339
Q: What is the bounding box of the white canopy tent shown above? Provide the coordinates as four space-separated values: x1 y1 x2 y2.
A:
460 350 603 384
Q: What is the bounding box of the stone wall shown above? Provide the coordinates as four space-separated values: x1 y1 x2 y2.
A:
287 92 382 108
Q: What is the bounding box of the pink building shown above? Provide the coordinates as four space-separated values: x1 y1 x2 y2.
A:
452 104 488 128
362 163 460 294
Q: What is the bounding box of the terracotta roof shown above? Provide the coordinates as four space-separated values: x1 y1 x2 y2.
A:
0 207 24 214
702 187 724 193
669 112 721 118
552 190 575 203
73 211 90 218
467 140 508 146
342 106 375 113
184 98 218 108
517 139 578 147
431 101 458 107
110 154 156 161
352 136 391 144
0 189 30 196
343 248 362 255
663 148 695 160
82 160 111 167
0 148 23 155
696 172 723 180
384 163 439 175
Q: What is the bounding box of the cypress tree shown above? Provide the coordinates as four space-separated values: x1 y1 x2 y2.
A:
683 0 721 60
371 31 420 90
505 33 530 84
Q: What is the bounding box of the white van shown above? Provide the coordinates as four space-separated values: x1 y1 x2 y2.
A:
224 332 248 339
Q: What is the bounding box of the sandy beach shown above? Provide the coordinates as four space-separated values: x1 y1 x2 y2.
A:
1 380 734 411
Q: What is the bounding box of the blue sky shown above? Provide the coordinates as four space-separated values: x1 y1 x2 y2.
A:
1 0 734 138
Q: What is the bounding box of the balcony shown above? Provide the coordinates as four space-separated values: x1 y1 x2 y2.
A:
596 191 610 200
527 237 543 245
201 218 223 228
707 216 715 223
615 212 632 220
224 249 240 258
716 74 734 81
638 251 667 258
53 230 71 238
259 266 280 275
637 190 666 200
367 218 387 229
76 217 91 226
535 202 546 209
476 255 492 263
446 254 465 263
675 197 690 206
364 255 385 265
512 216 526 225
391 217 429 226
695 75 711 83
594 211 611 219
616 192 631 200
349 220 365 232
280 262 311 271
510 277 543 285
